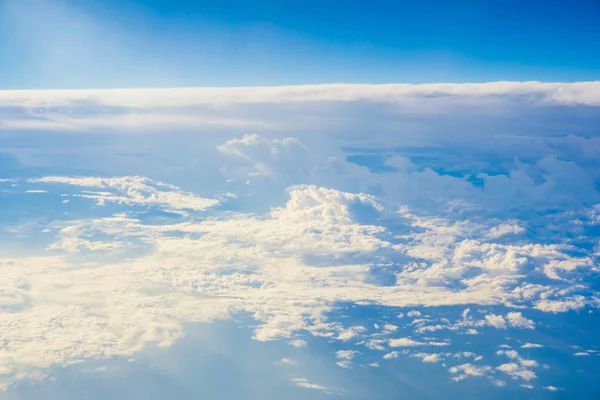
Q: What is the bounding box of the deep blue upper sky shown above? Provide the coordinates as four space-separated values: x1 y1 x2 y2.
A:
0 0 599 88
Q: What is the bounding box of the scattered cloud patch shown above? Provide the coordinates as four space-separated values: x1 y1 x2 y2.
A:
292 378 330 393
485 315 507 329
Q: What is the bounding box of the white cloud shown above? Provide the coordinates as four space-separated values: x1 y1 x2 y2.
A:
414 353 442 363
292 378 330 393
335 350 358 360
0 168 593 389
29 176 219 214
497 350 539 370
289 340 308 348
448 363 492 380
0 82 600 394
336 360 352 369
496 350 519 359
363 339 386 351
218 134 313 181
389 338 424 347
496 363 537 381
486 221 525 239
536 297 587 313
336 326 368 341
544 386 560 392
485 314 507 329
2 82 600 110
506 312 535 329
521 343 544 349
519 359 539 368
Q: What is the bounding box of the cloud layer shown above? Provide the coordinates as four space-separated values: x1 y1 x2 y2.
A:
1 83 600 395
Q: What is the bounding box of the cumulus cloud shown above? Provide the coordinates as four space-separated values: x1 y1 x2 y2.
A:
496 363 537 381
495 350 539 381
448 363 492 381
0 167 595 389
535 297 587 313
485 314 507 329
506 312 535 330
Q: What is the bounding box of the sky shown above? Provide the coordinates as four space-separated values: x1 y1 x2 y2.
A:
1 0 599 88
1 1 600 399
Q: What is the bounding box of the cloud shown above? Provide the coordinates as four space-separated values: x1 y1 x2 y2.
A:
506 312 535 330
0 164 595 389
413 353 442 363
288 340 308 348
544 386 561 392
1 79 600 395
29 176 219 214
217 134 313 181
485 314 507 329
335 350 358 360
335 350 358 368
495 350 539 381
496 363 536 381
535 297 587 313
291 378 330 393
2 82 600 109
448 363 492 381
364 339 386 351
521 343 544 349
388 338 425 347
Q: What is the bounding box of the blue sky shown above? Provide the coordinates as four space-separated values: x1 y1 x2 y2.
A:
1 0 599 88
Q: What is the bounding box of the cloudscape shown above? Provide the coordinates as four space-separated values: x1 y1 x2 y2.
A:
1 1 599 399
